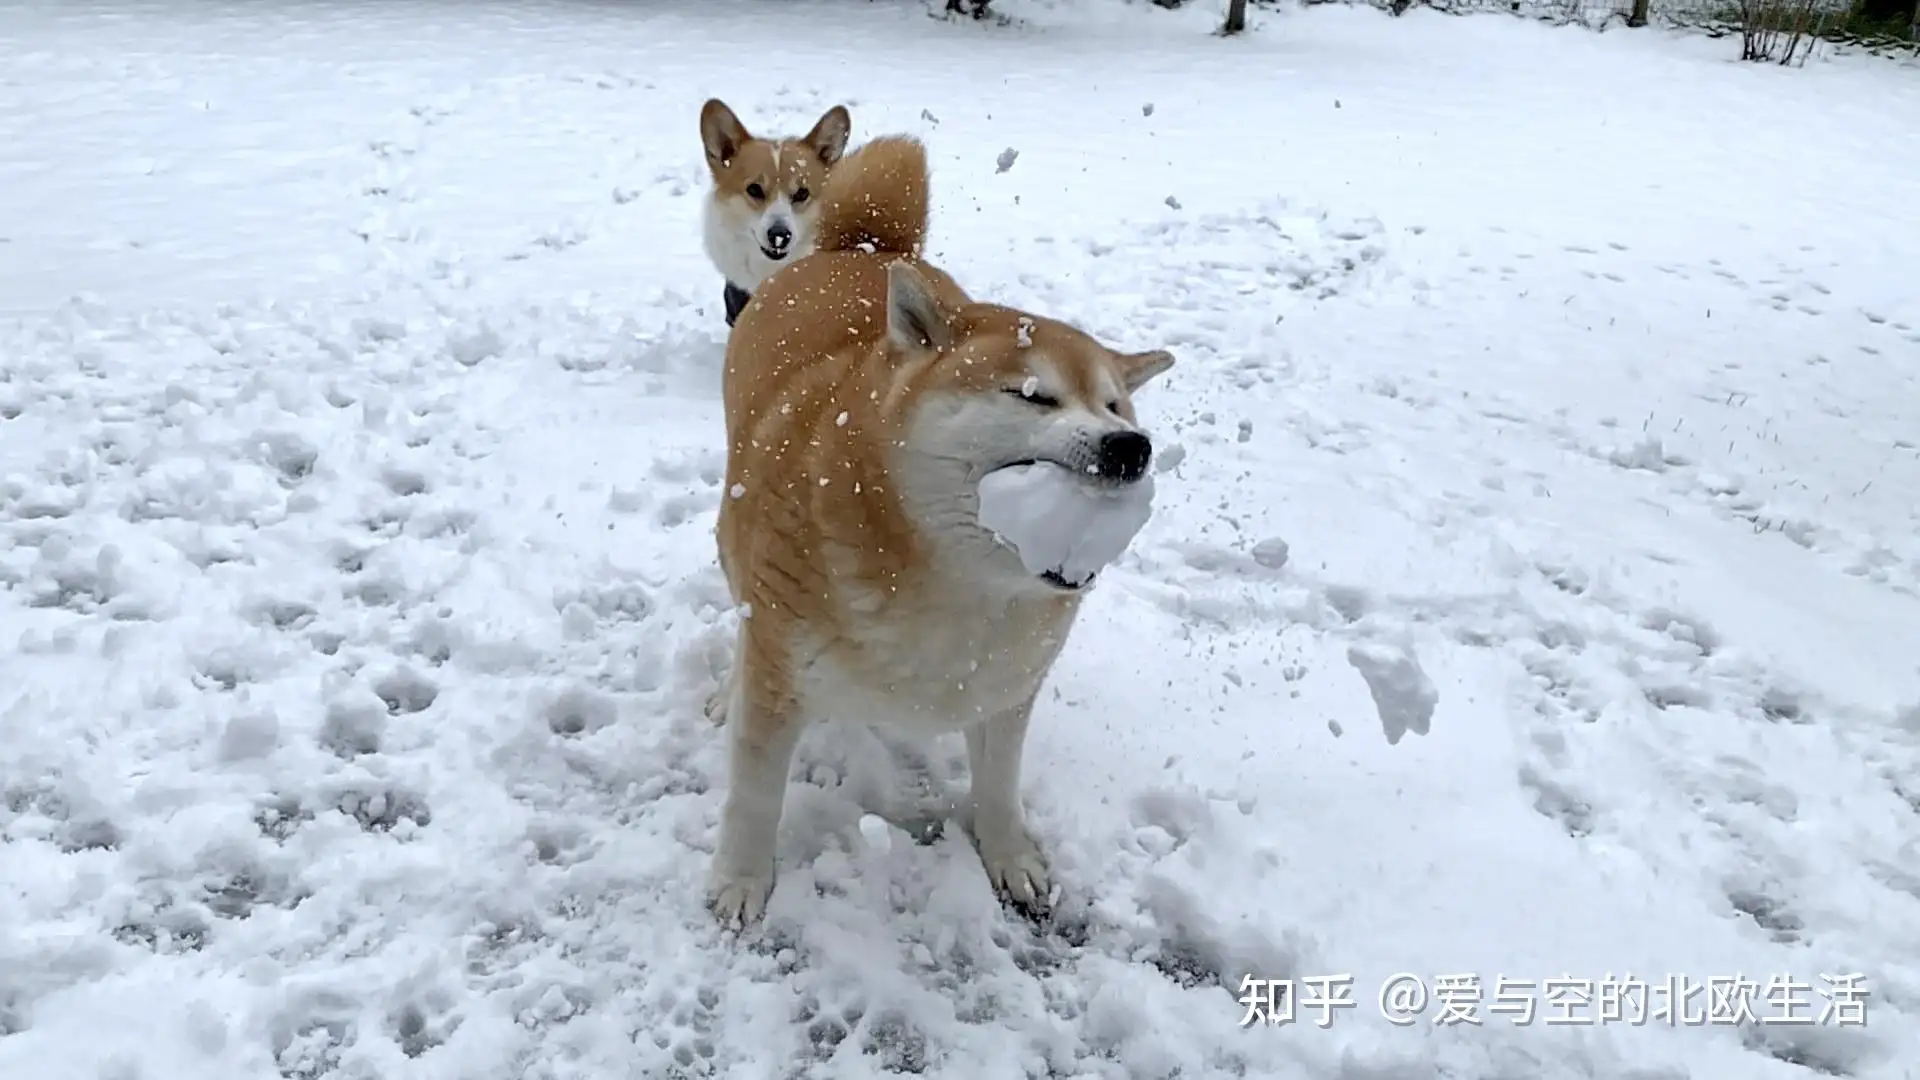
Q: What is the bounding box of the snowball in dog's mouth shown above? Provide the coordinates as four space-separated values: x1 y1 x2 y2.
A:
975 459 1156 594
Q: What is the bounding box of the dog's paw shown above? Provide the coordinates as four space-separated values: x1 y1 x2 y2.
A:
702 683 729 726
707 864 774 930
978 827 1053 918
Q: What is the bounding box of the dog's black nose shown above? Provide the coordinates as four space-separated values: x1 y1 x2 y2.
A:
765 222 792 251
1095 430 1152 482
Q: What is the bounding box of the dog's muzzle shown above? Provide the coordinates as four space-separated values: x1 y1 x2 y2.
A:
1040 568 1094 592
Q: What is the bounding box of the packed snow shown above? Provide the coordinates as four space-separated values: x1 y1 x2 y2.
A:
1343 641 1438 747
977 462 1158 588
4 1 1920 1078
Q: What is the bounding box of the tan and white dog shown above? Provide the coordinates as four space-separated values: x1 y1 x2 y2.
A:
706 133 1174 928
697 98 852 328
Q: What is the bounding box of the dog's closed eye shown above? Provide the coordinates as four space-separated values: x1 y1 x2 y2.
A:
1003 386 1061 409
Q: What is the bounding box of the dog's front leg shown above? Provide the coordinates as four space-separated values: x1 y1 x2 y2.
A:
965 695 1053 917
708 643 803 929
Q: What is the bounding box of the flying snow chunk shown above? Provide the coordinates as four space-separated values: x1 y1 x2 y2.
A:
995 148 1019 174
1251 537 1290 570
858 813 891 852
976 462 1155 587
1346 642 1437 746
1607 436 1670 473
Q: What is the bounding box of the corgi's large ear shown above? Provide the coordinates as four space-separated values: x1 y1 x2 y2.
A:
1117 349 1174 391
802 105 852 167
700 99 751 167
886 261 955 353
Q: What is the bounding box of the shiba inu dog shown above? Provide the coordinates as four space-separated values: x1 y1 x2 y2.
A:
705 132 1175 928
697 98 852 327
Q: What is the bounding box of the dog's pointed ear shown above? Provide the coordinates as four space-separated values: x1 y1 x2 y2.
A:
1117 349 1175 391
886 261 954 353
802 105 852 166
700 99 751 167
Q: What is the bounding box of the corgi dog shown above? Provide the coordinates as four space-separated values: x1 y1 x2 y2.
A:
697 98 852 328
704 132 1175 928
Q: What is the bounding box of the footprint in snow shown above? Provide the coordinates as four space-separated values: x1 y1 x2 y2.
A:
331 785 432 833
381 466 429 497
372 665 440 715
542 685 618 737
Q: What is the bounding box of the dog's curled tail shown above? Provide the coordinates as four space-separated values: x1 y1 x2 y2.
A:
813 135 930 257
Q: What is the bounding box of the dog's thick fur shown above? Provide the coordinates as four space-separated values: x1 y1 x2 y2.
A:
698 99 852 326
707 133 1175 928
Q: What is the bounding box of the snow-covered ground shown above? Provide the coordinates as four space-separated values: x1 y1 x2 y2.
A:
5 0 1920 1077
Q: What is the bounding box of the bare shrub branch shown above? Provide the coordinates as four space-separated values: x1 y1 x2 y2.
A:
1739 0 1827 63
